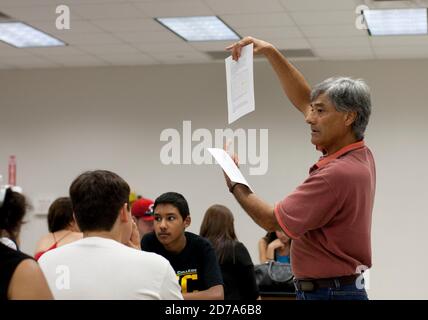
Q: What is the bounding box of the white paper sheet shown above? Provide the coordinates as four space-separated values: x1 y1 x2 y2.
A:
225 43 255 124
207 148 252 191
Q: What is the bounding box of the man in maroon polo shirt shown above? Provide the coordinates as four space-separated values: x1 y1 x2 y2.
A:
224 37 375 300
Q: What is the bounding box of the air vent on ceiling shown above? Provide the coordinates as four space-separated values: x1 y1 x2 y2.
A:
205 48 315 60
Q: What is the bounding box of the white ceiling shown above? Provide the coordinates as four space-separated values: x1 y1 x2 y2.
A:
0 0 428 69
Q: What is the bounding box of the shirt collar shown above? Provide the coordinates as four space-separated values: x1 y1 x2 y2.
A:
310 140 365 173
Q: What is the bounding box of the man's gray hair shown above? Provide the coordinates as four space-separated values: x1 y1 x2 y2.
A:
310 77 371 141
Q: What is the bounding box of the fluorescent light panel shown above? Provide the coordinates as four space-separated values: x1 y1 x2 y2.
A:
0 22 65 48
363 8 427 36
156 16 240 41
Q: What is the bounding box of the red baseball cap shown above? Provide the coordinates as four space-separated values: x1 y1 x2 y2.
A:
131 198 154 221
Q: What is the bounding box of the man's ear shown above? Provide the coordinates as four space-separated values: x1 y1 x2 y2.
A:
119 203 130 223
184 216 191 229
345 111 357 127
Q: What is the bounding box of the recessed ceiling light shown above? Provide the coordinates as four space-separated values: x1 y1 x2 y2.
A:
363 8 427 36
156 16 240 41
0 22 66 48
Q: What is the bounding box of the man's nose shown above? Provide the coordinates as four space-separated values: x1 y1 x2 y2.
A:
305 109 315 124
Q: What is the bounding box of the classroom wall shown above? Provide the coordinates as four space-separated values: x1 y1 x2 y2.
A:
0 58 427 299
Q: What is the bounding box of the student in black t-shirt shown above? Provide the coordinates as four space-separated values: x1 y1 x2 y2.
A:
200 204 259 300
141 192 224 300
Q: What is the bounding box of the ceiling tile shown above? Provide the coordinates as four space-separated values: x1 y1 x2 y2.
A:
279 0 358 12
90 18 163 32
152 51 211 64
235 26 304 39
374 46 428 59
136 41 196 53
221 13 296 28
134 1 214 17
290 11 358 26
264 37 312 49
57 33 123 45
308 36 371 48
44 54 110 67
189 40 233 51
370 35 428 48
0 42 33 56
93 52 157 65
69 3 146 20
23 46 85 56
301 25 368 38
1 4 83 21
113 30 183 43
78 44 140 55
314 46 375 60
204 0 285 14
27 20 104 36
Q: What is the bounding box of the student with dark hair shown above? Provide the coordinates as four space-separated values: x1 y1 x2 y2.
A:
258 230 291 264
0 185 53 300
141 192 224 300
34 197 82 261
200 204 259 300
38 170 182 300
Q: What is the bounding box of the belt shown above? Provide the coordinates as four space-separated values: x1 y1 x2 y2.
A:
294 275 360 292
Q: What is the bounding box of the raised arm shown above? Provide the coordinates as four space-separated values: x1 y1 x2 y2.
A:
227 36 312 116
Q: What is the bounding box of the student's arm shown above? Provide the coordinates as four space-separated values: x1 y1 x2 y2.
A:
227 36 312 116
8 259 53 300
182 285 224 300
258 238 269 263
266 239 284 261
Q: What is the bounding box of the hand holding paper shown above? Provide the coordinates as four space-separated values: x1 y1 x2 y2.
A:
225 43 255 124
207 148 252 192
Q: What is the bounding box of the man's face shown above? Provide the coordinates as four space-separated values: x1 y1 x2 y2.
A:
135 217 154 239
153 203 187 248
305 93 352 153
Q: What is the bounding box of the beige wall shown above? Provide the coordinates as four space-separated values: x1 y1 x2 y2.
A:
0 58 427 299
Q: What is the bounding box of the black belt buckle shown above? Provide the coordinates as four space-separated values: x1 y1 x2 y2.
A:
295 280 317 292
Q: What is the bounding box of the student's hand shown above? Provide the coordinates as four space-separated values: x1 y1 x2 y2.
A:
223 143 240 191
126 220 141 250
268 239 285 251
226 36 274 61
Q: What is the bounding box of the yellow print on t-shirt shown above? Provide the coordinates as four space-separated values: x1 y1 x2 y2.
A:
176 269 198 293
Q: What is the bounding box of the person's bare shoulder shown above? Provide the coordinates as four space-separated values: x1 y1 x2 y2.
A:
34 234 54 255
61 232 83 246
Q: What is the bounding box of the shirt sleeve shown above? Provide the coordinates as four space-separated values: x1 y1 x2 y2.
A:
274 169 342 239
160 262 184 300
201 240 224 289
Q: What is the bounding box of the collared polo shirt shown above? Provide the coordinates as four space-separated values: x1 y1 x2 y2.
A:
274 141 376 279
